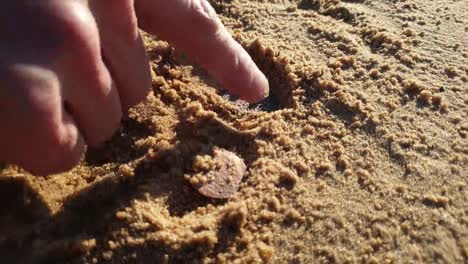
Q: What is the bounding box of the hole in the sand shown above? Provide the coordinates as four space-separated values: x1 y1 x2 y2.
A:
220 92 282 113
239 39 297 112
196 38 296 113
249 94 282 112
145 35 295 113
298 0 321 10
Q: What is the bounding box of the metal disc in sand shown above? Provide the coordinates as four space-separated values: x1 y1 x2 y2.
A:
197 149 246 199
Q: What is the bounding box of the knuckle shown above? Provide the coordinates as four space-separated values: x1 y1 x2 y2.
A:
37 1 98 55
19 67 60 117
84 96 122 147
0 1 98 57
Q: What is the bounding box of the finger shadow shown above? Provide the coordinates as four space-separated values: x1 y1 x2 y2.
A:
132 111 260 217
2 110 260 263
0 175 52 264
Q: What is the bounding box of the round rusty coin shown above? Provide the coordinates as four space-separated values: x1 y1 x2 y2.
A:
197 149 246 199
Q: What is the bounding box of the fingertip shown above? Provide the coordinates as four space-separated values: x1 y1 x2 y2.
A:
30 136 85 176
60 112 87 165
84 108 121 148
63 58 123 149
33 112 86 175
248 69 270 103
52 133 85 174
219 46 270 103
119 58 152 112
17 114 86 176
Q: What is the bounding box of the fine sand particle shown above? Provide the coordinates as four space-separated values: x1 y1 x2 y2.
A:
0 0 467 263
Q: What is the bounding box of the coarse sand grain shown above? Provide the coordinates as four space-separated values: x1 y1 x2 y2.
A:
1 0 467 263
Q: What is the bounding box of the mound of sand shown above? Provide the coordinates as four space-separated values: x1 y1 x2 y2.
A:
1 0 466 263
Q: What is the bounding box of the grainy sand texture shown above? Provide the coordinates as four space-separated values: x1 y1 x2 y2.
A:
1 0 467 263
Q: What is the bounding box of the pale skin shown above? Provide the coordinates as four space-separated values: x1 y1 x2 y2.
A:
0 0 269 175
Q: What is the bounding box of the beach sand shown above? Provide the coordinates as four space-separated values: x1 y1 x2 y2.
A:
0 0 467 263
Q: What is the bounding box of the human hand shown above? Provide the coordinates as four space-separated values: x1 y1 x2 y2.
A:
0 0 269 175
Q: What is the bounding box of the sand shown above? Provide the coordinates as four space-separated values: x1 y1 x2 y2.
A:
0 0 467 263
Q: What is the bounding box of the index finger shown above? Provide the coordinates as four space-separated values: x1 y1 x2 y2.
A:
135 0 269 103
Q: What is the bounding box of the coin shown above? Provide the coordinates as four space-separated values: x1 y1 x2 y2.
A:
197 149 246 199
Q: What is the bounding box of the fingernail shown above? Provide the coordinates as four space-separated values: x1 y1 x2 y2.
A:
261 76 270 99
